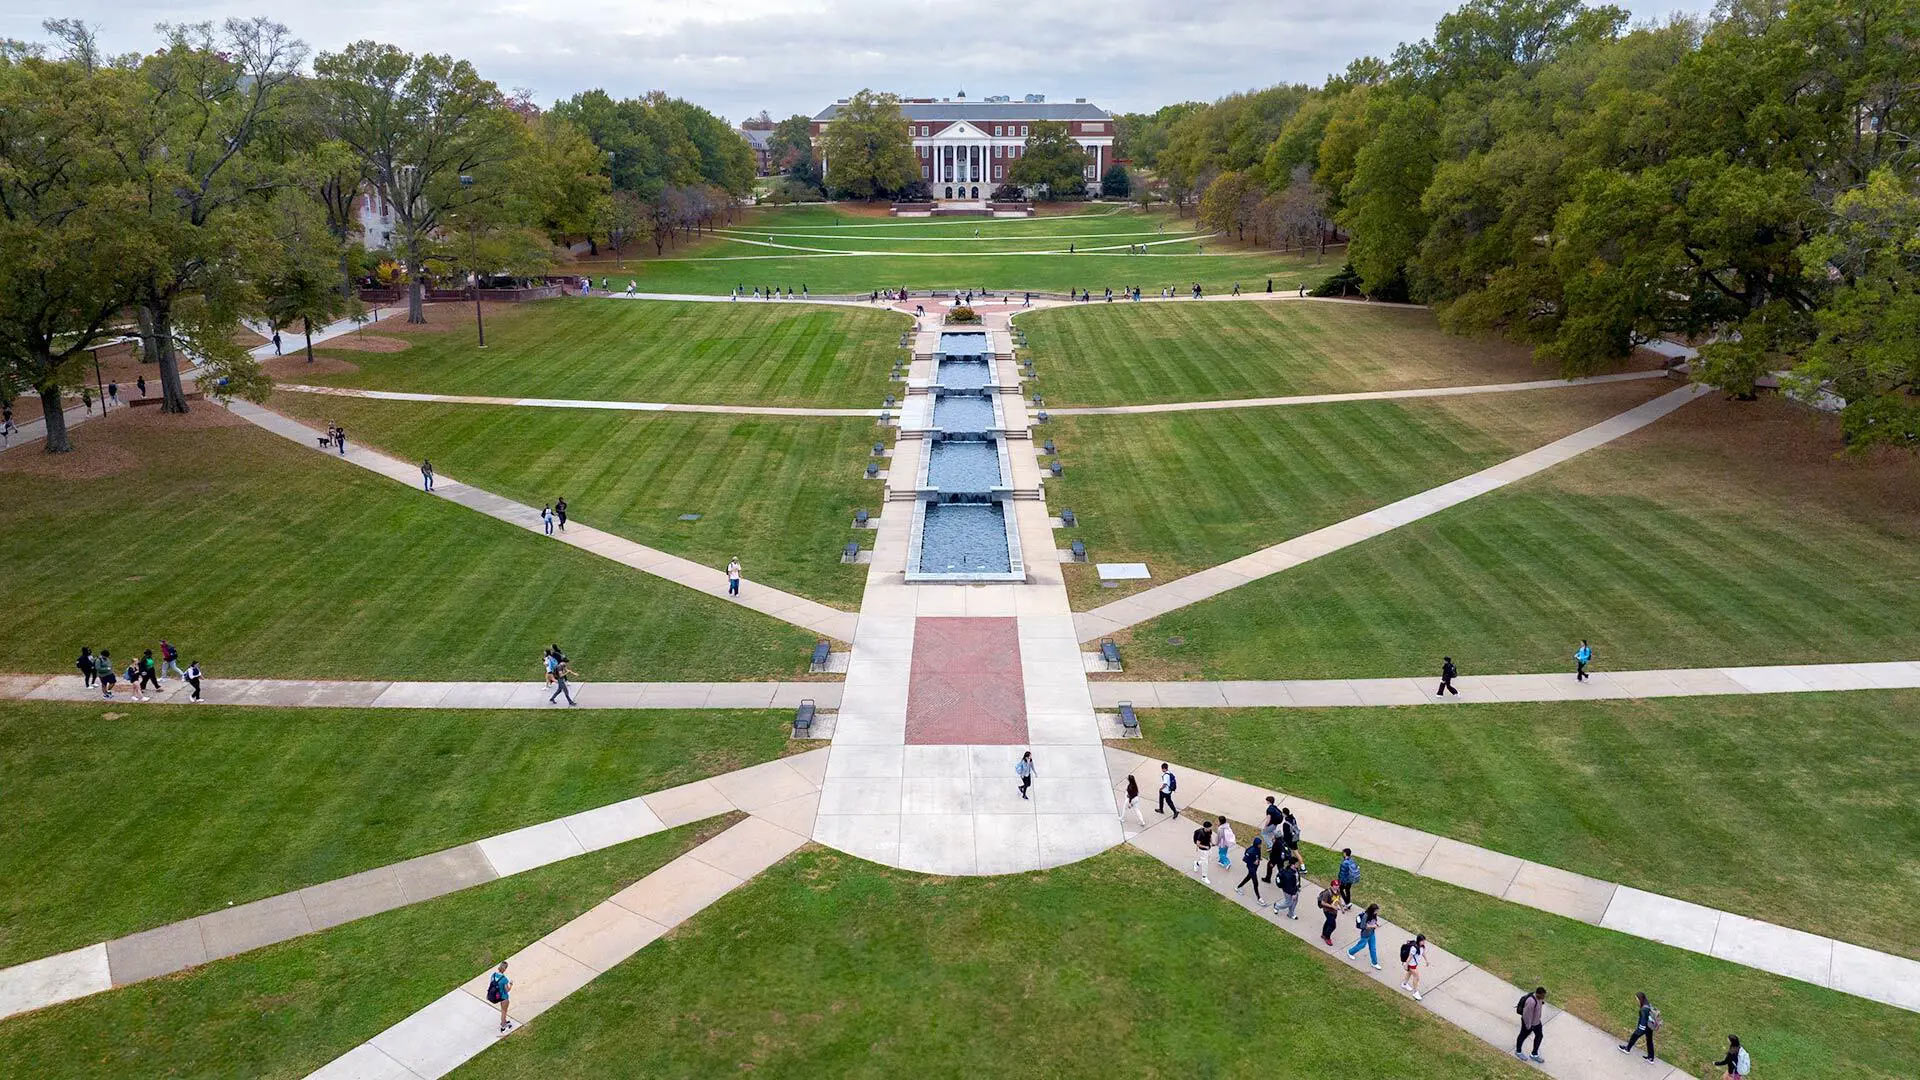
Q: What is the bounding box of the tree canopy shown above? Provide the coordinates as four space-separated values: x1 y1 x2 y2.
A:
818 89 917 200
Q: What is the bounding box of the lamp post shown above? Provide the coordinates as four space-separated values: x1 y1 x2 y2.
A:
458 174 486 348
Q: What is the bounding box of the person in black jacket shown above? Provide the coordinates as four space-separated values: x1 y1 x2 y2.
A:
1234 836 1263 901
1619 991 1656 1061
1273 854 1303 919
77 646 95 687
1437 656 1459 696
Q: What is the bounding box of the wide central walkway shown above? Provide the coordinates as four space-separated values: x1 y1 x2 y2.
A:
810 303 1125 875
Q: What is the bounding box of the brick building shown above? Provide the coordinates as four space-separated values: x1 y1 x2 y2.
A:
810 93 1115 201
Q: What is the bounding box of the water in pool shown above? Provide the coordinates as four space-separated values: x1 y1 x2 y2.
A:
935 358 991 389
939 331 989 357
926 439 1002 490
916 502 1012 574
933 394 994 433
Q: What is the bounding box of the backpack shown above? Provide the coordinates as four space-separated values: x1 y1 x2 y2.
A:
1516 994 1529 1016
1167 772 1177 792
486 972 507 1003
1647 1006 1662 1032
1735 1047 1750 1075
1399 940 1415 963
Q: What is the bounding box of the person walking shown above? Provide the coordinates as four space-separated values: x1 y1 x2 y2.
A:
1191 818 1215 883
553 496 568 531
1337 849 1361 909
107 381 118 409
1124 774 1147 827
1437 656 1459 696
1281 808 1302 859
136 375 147 398
2 403 14 445
272 330 283 355
1712 1035 1750 1079
1234 835 1263 901
335 425 347 455
185 660 203 702
159 638 183 679
549 657 577 706
1157 762 1177 814
1400 934 1427 998
1575 639 1593 682
137 649 160 695
1261 795 1282 851
125 658 146 701
726 557 743 596
541 505 554 536
421 459 434 492
1214 818 1235 870
1347 903 1382 969
77 646 96 688
1516 987 1547 1063
97 650 116 699
82 387 92 414
1274 854 1303 919
1619 991 1658 1061
486 961 513 1033
1016 751 1034 800
1317 879 1342 945
1264 822 1289 883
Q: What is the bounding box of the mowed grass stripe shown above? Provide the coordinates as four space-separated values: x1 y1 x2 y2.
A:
272 395 880 608
311 299 904 407
1021 300 1561 405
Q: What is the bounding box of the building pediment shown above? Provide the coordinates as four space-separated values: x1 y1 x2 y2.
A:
931 120 992 140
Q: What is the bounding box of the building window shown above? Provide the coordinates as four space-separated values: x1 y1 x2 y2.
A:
994 164 1002 179
994 125 1002 136
1021 125 1028 135
922 125 930 136
923 165 930 178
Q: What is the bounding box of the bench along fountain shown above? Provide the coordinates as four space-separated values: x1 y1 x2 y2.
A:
905 331 1025 582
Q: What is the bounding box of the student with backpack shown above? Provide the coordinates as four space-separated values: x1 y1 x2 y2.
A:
1260 796 1282 849
1712 1035 1750 1079
159 638 183 679
1316 881 1342 945
1619 991 1659 1061
138 650 160 694
1515 986 1547 1063
1337 849 1361 909
97 651 116 699
1273 854 1303 919
1157 763 1177 814
1575 639 1593 681
185 661 203 702
1191 819 1215 883
1437 656 1459 696
1400 934 1427 999
124 659 145 701
1347 903 1382 969
486 961 513 1033
77 646 95 688
1234 836 1263 901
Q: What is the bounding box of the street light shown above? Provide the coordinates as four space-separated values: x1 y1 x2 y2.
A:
458 174 486 349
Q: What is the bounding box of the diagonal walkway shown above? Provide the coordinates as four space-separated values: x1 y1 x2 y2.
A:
272 383 882 418
1074 383 1714 643
306 815 810 1080
1124 814 1685 1079
1089 659 1920 708
221 398 858 642
1046 370 1669 416
1104 748 1920 1014
0 750 826 1023
0 673 840 711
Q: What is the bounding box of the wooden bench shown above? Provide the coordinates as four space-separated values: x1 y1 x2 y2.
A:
809 641 831 673
793 698 816 735
1101 639 1122 671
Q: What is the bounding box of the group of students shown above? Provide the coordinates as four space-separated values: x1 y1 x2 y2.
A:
1153 776 1757 1078
76 641 201 702
542 643 579 706
540 497 569 536
734 284 808 300
322 421 347 456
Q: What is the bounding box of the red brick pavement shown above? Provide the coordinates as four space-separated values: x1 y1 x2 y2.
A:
905 616 1028 744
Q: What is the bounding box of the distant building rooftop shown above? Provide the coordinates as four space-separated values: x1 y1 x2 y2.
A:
738 128 775 150
814 98 1109 123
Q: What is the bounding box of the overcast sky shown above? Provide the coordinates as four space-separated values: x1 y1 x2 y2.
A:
3 0 1717 122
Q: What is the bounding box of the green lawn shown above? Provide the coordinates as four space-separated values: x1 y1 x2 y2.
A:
462 847 1529 1079
0 700 791 966
0 412 818 679
1112 396 1920 678
0 816 738 1079
302 298 907 407
1130 691 1920 958
1046 381 1664 606
569 205 1326 295
1021 299 1621 406
272 395 882 608
1275 836 1919 1080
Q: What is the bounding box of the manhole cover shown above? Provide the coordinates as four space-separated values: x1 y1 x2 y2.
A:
677 513 702 521
1167 636 1186 646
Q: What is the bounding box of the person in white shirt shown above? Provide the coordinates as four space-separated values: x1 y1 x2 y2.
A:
1214 819 1236 871
1401 934 1428 999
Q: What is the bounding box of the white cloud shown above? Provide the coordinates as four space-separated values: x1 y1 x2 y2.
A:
2 0 1717 122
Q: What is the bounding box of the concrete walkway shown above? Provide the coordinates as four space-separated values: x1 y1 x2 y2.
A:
222 398 859 642
0 750 827 1023
307 815 810 1080
1074 383 1714 643
273 383 882 418
1046 370 1669 416
1089 660 1920 708
1124 813 1688 1079
0 673 840 711
1105 748 1920 1014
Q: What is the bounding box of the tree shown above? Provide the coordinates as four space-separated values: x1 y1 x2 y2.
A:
1009 120 1090 199
116 19 304 413
1339 93 1439 298
1100 163 1130 198
261 192 356 363
1199 171 1256 239
819 89 916 199
598 190 646 267
769 114 815 174
0 42 151 452
314 41 521 324
514 110 611 245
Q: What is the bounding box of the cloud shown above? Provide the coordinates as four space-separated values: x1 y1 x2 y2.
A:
10 0 1717 121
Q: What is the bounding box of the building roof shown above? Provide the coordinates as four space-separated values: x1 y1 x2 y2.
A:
814 99 1110 123
738 128 774 150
